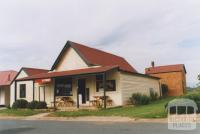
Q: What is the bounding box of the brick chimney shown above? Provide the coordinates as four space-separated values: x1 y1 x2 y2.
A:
8 74 11 81
151 61 155 68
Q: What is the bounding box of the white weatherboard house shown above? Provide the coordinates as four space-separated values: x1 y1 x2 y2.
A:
10 68 48 106
15 41 161 108
0 71 17 106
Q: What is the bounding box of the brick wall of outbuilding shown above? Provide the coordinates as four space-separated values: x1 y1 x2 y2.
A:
149 71 186 96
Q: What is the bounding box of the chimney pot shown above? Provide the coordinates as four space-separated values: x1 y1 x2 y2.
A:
8 74 11 81
151 61 155 68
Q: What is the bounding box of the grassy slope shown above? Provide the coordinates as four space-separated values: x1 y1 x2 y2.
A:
0 109 44 116
53 97 174 118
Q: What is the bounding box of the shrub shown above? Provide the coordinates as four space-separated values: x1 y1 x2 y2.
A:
6 105 11 109
12 99 28 109
183 94 200 113
130 93 151 105
196 102 200 113
27 101 39 109
36 101 47 109
183 94 200 102
150 90 158 101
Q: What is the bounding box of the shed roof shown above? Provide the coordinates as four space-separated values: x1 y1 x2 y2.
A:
17 65 119 81
0 70 18 86
22 67 49 76
145 64 186 74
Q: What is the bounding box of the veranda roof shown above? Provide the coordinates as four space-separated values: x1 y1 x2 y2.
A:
17 65 119 81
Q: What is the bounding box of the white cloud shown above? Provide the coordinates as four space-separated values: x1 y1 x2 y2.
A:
0 0 200 86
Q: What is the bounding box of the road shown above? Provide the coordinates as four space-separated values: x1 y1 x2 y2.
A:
0 120 199 134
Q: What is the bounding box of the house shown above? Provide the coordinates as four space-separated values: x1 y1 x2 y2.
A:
10 67 49 106
145 62 186 96
0 70 17 106
15 41 161 108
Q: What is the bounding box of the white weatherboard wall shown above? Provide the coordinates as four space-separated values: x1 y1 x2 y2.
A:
92 70 122 106
55 47 89 71
10 70 34 106
10 83 15 106
16 81 33 102
120 72 160 105
0 86 10 106
0 88 5 105
34 83 54 107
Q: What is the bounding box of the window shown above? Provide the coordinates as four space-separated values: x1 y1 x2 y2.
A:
106 80 116 91
170 106 176 115
20 84 26 98
96 75 116 92
55 78 72 96
187 106 195 114
177 106 186 115
96 75 103 92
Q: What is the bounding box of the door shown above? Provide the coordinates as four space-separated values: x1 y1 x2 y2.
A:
78 79 86 104
39 86 45 102
86 88 90 101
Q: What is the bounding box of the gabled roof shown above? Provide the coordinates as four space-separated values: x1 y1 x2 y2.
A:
22 67 49 76
10 67 49 85
145 64 187 74
51 41 137 73
0 70 18 86
17 65 119 81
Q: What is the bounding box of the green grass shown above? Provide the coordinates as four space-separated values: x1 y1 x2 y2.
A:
53 97 174 118
0 109 44 116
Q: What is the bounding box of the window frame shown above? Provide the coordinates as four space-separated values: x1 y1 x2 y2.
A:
55 78 73 96
19 84 26 98
96 75 116 92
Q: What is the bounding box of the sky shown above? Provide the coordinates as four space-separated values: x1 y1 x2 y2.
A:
0 0 200 86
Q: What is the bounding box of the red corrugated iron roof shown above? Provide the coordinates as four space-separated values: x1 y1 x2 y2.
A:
17 65 119 81
145 64 186 74
0 70 18 86
22 67 49 76
51 41 137 73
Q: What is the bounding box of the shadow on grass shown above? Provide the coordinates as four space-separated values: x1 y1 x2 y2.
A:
0 127 35 134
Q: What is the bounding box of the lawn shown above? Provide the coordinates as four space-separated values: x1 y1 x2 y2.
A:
53 97 174 118
0 109 45 116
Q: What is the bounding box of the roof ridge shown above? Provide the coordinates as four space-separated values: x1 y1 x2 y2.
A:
22 67 49 71
69 40 125 59
0 70 17 73
146 64 184 69
51 40 136 73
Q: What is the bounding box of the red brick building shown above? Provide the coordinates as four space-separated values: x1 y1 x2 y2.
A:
145 62 187 96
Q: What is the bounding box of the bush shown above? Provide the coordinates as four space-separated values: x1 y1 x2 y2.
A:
150 90 158 101
27 101 39 109
28 101 47 109
183 94 200 113
36 101 47 109
183 94 200 102
196 102 200 113
12 99 28 109
130 93 151 105
6 105 11 109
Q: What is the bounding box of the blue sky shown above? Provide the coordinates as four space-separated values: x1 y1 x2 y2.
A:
0 0 200 86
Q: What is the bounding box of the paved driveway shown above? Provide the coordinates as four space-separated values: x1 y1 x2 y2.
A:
0 120 199 134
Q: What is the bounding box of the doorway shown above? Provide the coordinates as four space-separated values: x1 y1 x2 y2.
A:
39 86 45 102
78 79 86 104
